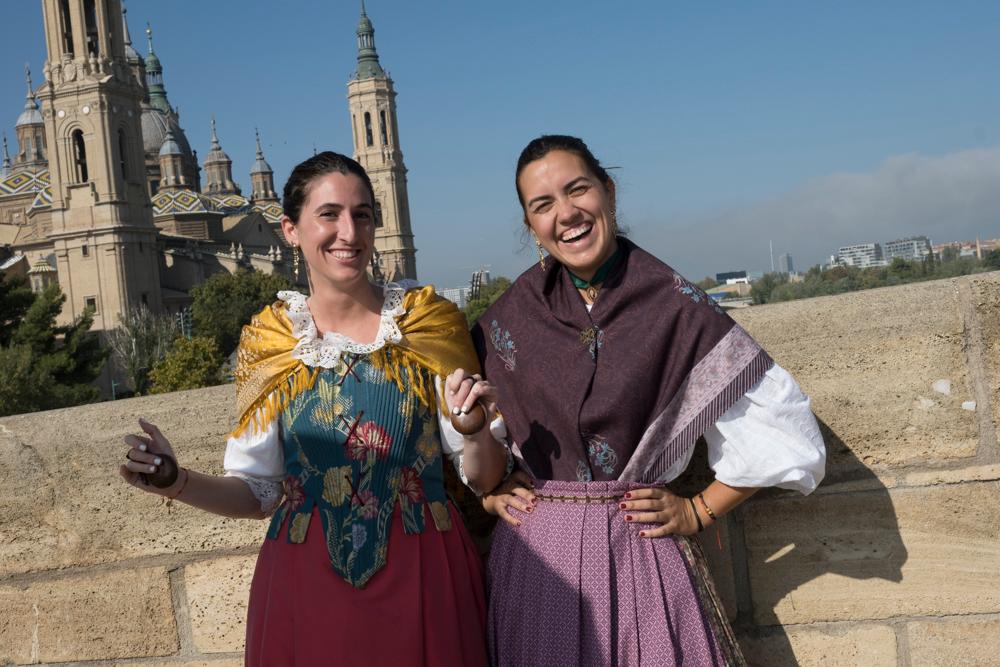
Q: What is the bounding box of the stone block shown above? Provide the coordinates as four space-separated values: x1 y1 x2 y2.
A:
732 277 982 474
0 385 266 577
970 274 1000 447
185 555 257 653
0 567 177 664
904 464 1000 487
135 660 243 667
742 482 1000 625
908 615 1000 667
740 624 897 667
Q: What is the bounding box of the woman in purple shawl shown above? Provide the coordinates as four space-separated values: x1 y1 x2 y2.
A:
449 135 826 666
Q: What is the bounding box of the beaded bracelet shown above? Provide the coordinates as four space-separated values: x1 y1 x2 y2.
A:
688 496 704 533
697 492 717 522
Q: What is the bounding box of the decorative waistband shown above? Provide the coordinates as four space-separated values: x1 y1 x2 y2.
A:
534 491 625 504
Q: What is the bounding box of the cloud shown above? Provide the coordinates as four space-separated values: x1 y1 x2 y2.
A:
634 146 1000 278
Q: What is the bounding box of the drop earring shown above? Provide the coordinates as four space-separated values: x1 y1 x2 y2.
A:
292 245 300 281
533 232 546 272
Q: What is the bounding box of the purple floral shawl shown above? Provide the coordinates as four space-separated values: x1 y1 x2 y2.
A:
471 239 773 484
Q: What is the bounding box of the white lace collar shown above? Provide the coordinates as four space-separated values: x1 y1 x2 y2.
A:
278 282 414 369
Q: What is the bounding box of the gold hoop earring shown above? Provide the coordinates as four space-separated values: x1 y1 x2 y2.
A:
533 233 546 272
293 245 300 281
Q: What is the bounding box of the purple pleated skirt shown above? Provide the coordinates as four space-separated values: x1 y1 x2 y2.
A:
487 480 745 666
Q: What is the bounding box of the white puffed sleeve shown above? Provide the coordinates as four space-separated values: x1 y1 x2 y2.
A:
223 413 285 513
704 364 826 494
435 376 510 492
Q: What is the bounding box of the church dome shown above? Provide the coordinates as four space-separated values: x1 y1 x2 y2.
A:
158 129 183 157
141 104 192 160
16 99 43 128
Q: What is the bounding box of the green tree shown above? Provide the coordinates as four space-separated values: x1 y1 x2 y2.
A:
148 336 224 394
750 272 789 305
0 284 106 417
105 305 178 395
191 270 294 356
695 276 718 291
0 274 34 345
983 249 1000 270
463 277 511 327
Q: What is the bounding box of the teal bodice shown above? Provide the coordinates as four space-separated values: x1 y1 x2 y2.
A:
267 353 452 588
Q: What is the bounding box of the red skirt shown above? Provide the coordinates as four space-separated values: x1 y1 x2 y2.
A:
245 505 488 666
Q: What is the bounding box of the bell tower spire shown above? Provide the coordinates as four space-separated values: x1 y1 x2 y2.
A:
39 0 162 328
14 64 46 169
347 2 417 281
250 128 278 204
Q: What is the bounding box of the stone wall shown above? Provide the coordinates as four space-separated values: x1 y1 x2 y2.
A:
1 272 998 666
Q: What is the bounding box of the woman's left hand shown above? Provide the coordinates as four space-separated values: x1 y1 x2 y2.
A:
618 487 701 538
444 368 499 426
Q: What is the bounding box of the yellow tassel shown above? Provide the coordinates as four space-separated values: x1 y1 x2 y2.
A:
230 363 318 439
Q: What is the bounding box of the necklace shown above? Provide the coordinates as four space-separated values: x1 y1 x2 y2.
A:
568 247 621 303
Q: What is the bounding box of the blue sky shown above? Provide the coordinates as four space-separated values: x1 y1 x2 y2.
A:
3 1 1000 285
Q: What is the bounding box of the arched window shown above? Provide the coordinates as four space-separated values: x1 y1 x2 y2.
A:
117 129 128 180
71 130 88 183
374 201 384 228
364 112 374 147
379 110 389 146
59 0 74 56
83 0 100 56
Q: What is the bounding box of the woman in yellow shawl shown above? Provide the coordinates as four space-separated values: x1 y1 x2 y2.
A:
119 151 508 666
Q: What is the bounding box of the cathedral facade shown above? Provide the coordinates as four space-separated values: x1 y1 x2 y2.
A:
0 0 417 333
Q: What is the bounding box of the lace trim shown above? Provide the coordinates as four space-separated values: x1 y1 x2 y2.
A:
278 284 408 369
228 472 284 515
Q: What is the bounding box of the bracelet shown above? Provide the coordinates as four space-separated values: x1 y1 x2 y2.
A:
688 497 704 532
167 467 190 502
697 492 717 522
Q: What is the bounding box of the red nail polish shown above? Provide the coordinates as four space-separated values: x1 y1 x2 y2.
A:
625 492 632 499
619 502 627 509
639 531 646 537
625 515 633 522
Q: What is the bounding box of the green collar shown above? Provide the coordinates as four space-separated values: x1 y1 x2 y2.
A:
568 245 621 289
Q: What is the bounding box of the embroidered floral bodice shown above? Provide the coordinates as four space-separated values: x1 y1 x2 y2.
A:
263 287 453 589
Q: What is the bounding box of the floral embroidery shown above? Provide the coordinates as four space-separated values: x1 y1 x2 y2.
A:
576 459 593 482
673 273 724 314
399 467 424 502
429 501 452 531
344 420 393 460
352 523 368 552
322 466 353 507
579 326 605 360
283 476 305 511
354 489 379 520
586 434 618 475
490 319 518 371
288 512 310 543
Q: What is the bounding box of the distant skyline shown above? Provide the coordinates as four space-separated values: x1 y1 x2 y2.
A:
3 1 999 286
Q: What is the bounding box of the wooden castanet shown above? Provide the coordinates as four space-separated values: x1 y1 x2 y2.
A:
139 453 180 488
450 402 487 436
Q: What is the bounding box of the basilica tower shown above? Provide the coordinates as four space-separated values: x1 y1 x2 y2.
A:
39 0 162 329
346 1 417 281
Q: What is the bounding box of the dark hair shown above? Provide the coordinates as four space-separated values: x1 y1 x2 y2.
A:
282 150 376 223
514 135 612 208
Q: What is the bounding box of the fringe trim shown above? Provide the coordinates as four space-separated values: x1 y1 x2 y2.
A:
231 363 319 439
369 345 440 417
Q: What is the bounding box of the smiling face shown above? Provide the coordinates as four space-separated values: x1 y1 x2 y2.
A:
518 149 617 281
281 171 375 291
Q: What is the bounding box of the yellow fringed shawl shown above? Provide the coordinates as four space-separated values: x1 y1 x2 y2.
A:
231 285 479 438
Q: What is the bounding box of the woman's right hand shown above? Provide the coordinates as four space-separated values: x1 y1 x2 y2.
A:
119 418 182 497
482 470 536 527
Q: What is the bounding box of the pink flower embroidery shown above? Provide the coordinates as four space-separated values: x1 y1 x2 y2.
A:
345 420 393 460
353 489 379 519
283 476 305 511
399 467 423 502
